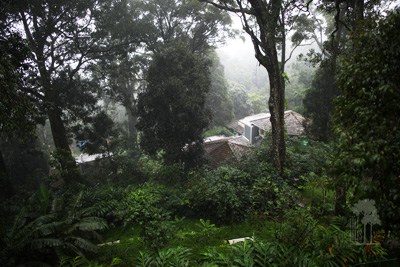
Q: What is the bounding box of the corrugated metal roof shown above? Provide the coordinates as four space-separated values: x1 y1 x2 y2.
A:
74 153 111 163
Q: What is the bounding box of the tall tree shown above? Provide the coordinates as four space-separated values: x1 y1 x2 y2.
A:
136 45 211 167
303 58 337 141
96 54 146 149
0 1 39 197
93 0 150 150
302 0 386 141
96 0 232 150
302 0 386 215
5 0 111 183
333 12 400 232
248 92 268 114
138 0 233 53
200 0 313 173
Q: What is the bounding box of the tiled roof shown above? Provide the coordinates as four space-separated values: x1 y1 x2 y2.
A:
283 110 305 136
227 120 244 135
204 136 252 167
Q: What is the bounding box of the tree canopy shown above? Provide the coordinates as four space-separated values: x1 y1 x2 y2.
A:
3 0 114 183
136 45 211 166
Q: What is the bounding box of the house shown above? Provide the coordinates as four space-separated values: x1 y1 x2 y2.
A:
203 135 253 168
228 110 305 144
74 153 112 175
48 153 112 188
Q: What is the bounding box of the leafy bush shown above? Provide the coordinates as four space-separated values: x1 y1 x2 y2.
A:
135 246 192 267
202 224 387 266
80 185 128 228
0 185 107 266
184 163 300 225
301 171 335 216
59 256 122 267
250 173 299 218
285 137 333 182
123 183 173 248
254 134 333 186
196 219 217 244
184 167 253 224
103 151 149 185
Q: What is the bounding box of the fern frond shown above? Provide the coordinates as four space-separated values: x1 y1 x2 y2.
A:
29 222 58 237
135 251 153 267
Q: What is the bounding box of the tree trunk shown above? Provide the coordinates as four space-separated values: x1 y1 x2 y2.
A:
249 0 286 174
335 180 346 215
204 0 286 173
19 10 81 184
0 149 14 199
126 105 137 149
333 4 347 213
354 0 364 29
268 65 286 174
47 104 81 184
261 37 286 174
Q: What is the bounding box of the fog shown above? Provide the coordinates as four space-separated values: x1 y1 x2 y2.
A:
216 15 320 96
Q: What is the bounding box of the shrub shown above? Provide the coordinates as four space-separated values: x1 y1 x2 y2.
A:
184 167 252 224
123 183 173 248
202 224 388 266
0 185 107 266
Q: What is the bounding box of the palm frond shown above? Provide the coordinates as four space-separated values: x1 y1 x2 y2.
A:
9 207 27 239
30 238 63 249
51 196 63 213
68 236 99 253
64 217 107 235
37 184 51 214
70 191 84 211
76 217 108 231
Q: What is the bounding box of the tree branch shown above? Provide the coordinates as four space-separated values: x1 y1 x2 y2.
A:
199 0 254 15
285 42 314 64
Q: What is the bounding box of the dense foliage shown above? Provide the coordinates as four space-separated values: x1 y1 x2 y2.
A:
137 45 211 166
1 0 400 266
303 60 338 141
0 186 107 266
333 12 400 233
1 134 396 265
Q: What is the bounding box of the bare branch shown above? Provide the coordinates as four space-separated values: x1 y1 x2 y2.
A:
285 42 314 64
